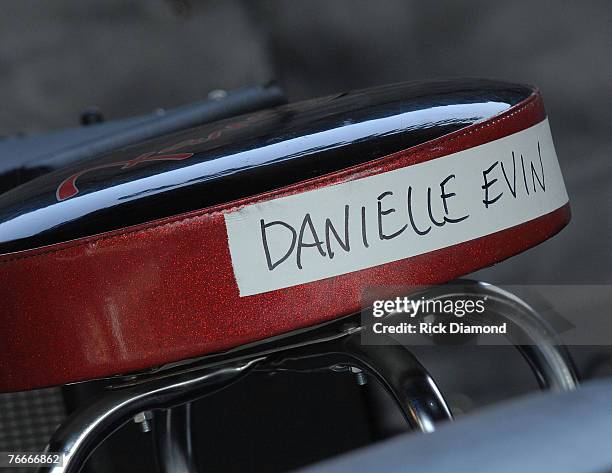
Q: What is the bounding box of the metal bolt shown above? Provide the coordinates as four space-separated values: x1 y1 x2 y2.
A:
350 366 367 386
208 89 228 101
133 410 154 433
340 323 361 335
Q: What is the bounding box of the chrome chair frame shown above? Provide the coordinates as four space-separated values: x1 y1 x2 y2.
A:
39 281 579 473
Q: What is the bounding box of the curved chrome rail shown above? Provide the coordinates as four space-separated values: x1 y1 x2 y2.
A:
38 358 263 473
413 280 578 391
258 331 453 432
38 280 578 473
154 403 197 473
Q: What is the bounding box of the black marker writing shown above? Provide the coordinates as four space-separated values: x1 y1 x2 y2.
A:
296 213 326 270
261 220 297 271
377 191 408 240
325 205 350 259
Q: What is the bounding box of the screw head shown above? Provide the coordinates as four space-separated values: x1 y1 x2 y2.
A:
133 411 154 433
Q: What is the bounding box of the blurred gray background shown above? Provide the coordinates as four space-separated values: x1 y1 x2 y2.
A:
0 1 611 471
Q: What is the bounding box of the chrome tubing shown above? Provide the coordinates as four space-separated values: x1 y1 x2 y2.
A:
261 331 453 433
154 403 197 473
38 358 263 473
38 280 576 473
412 280 579 391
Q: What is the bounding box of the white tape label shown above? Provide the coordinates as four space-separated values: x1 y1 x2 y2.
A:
224 119 568 296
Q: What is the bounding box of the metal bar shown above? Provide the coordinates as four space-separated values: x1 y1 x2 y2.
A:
154 404 197 473
342 338 453 433
261 331 453 432
418 280 579 391
38 358 263 473
39 280 578 473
